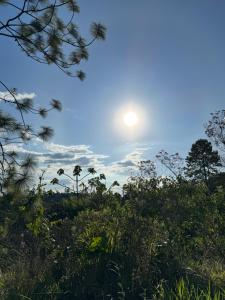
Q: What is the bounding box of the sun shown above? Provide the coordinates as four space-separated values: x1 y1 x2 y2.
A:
114 101 147 138
123 111 138 127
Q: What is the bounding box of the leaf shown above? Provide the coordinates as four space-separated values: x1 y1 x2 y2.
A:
51 99 62 111
73 165 82 176
76 70 85 81
51 178 59 185
57 168 64 175
88 167 96 175
90 22 106 40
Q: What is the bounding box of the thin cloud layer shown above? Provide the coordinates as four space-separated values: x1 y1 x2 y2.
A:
5 139 148 189
0 91 36 101
45 142 92 155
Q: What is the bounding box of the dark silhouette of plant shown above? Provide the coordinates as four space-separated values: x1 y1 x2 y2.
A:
138 160 157 178
0 0 106 79
185 139 221 183
51 165 97 196
156 150 185 179
87 173 119 194
51 166 119 196
205 110 225 150
205 110 225 166
0 94 61 194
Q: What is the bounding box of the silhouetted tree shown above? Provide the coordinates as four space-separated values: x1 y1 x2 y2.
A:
205 110 225 166
51 166 118 196
52 166 98 196
205 110 225 150
156 150 184 179
185 139 221 183
138 160 157 178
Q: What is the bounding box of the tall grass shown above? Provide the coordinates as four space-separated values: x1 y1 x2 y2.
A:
152 278 225 300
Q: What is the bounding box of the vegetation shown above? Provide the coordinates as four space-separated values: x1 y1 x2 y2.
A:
185 139 221 184
0 129 225 298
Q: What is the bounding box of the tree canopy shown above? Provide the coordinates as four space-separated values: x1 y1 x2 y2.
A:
185 139 221 183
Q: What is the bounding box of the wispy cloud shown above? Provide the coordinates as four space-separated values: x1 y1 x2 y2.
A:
44 142 91 155
101 148 148 180
5 139 149 190
0 91 36 101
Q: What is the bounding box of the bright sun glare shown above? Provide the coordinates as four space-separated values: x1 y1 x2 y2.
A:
123 111 138 127
114 102 147 139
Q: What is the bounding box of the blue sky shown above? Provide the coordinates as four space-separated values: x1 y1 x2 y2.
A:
1 0 225 188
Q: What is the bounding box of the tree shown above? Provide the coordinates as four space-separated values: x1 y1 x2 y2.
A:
208 172 225 192
185 139 221 183
52 165 97 196
205 110 225 166
205 110 225 150
0 0 106 193
138 160 157 178
51 165 118 196
156 150 185 179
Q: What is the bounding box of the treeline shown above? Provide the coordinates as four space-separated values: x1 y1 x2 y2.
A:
0 112 225 299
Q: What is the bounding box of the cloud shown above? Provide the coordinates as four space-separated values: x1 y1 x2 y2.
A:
101 148 148 178
43 156 92 166
39 141 146 177
34 141 108 168
125 150 145 162
0 91 36 101
45 142 91 155
44 159 77 165
73 156 92 166
45 152 74 159
4 144 42 156
4 138 150 191
109 150 145 171
117 160 136 168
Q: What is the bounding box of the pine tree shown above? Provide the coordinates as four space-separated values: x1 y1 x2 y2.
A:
0 0 106 79
185 139 221 183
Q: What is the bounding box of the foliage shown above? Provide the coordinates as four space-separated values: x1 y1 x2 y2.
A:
205 110 225 151
1 167 225 298
138 160 157 178
156 150 185 179
185 139 221 183
0 95 61 194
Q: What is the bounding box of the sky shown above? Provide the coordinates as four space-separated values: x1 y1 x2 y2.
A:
1 0 225 189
